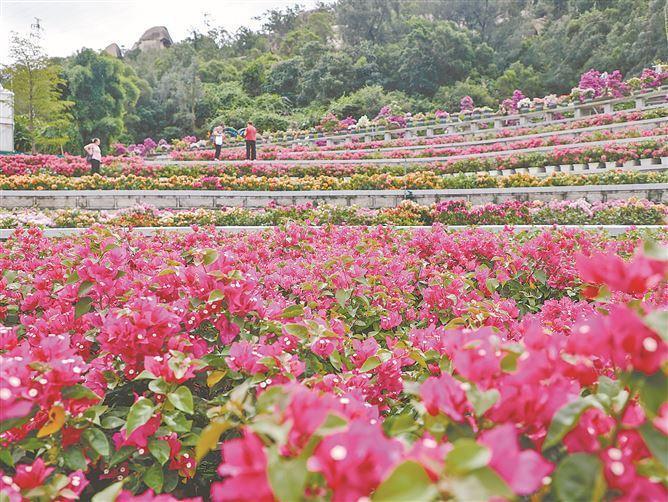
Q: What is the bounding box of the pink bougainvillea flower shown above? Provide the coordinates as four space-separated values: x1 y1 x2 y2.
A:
575 250 667 297
420 372 471 422
211 429 276 502
12 458 55 490
479 424 553 495
307 420 403 502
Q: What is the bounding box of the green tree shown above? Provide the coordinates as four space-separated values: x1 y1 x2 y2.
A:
5 28 72 153
65 49 141 148
493 62 543 100
241 60 266 96
391 18 481 96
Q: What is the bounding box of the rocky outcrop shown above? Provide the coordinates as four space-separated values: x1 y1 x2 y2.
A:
132 26 173 52
103 43 123 58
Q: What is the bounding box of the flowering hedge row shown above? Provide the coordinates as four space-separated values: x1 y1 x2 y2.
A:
0 226 666 500
1 199 666 229
169 123 667 162
2 140 667 185
1 169 665 191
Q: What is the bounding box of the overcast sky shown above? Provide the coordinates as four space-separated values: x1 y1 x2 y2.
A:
0 0 324 63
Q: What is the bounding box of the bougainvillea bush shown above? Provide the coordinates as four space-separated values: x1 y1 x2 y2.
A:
0 199 666 229
0 226 666 501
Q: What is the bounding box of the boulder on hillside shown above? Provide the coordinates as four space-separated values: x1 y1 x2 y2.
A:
103 43 123 58
132 26 173 52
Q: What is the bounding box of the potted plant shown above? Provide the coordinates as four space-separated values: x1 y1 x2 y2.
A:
517 97 532 113
544 94 558 109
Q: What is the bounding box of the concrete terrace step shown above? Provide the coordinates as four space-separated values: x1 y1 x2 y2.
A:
2 184 666 210
207 115 668 158
1 225 665 240
146 134 668 167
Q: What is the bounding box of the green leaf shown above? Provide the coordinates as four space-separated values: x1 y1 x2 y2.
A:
64 447 87 470
202 249 219 265
360 356 382 372
163 411 192 433
109 446 135 467
149 439 172 466
553 453 606 502
167 386 194 414
640 422 668 469
91 481 124 502
78 280 94 296
66 271 80 284
83 428 110 457
284 323 309 339
74 297 94 318
448 466 514 501
100 416 126 429
373 460 437 501
445 438 491 476
335 288 352 307
643 240 668 261
61 384 101 401
143 464 164 493
638 371 668 415
465 386 500 417
644 310 668 342
208 289 225 303
148 378 170 395
543 396 603 450
267 449 308 502
281 304 304 318
126 397 155 435
0 448 14 468
485 278 499 292
163 470 179 493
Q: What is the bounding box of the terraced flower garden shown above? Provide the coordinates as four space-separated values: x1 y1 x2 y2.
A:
1 74 667 502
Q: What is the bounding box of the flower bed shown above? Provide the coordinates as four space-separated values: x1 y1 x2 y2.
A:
1 199 666 229
168 121 668 161
1 169 665 191
0 226 666 500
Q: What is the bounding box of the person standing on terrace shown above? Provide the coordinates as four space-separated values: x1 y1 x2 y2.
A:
212 126 225 160
245 121 257 161
84 138 102 174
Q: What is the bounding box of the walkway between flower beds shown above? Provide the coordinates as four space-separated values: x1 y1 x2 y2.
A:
0 224 663 239
3 184 666 210
147 134 668 166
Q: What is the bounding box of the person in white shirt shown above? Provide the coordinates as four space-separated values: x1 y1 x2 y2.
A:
212 126 225 160
84 138 102 174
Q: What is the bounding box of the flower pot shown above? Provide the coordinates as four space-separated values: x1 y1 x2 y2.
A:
559 164 573 173
661 156 668 167
639 158 657 167
519 108 530 114
588 162 602 170
534 105 544 111
622 159 638 169
515 167 529 175
528 166 541 175
439 119 447 124
544 165 556 175
471 113 481 120
501 168 514 176
547 103 557 109
572 163 585 173
604 161 618 170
